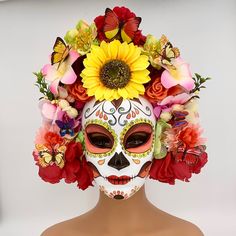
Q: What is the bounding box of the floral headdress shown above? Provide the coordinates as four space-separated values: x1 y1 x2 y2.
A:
33 6 210 190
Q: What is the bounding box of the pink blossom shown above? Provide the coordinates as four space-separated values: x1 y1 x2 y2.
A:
161 58 194 91
153 93 192 118
38 99 65 123
42 51 79 94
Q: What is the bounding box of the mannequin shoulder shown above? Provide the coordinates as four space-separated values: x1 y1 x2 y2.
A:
151 210 204 236
162 216 204 236
174 221 204 236
40 218 84 236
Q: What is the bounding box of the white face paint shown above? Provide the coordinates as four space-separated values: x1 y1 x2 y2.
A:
82 96 156 200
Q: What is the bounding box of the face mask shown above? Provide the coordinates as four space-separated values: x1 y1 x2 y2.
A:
82 96 156 200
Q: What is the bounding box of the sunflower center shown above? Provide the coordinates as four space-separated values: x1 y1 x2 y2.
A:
100 59 131 89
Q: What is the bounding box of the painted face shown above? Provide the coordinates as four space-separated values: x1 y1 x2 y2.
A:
82 96 156 200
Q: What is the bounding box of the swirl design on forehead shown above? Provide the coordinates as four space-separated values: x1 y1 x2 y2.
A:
101 102 117 126
84 102 102 119
84 98 152 126
118 100 132 126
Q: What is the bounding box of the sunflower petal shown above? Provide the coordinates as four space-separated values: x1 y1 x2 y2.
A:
117 41 130 61
104 88 115 100
95 85 106 101
108 40 120 59
129 81 145 93
118 87 129 99
131 70 150 84
125 83 139 98
130 55 149 71
125 44 141 65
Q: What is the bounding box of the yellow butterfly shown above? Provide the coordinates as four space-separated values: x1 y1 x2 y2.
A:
157 35 180 69
51 37 70 67
35 144 66 169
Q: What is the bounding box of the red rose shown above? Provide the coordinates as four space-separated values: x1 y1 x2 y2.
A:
38 164 63 184
63 160 81 183
63 141 83 183
149 153 176 184
77 155 94 190
65 141 83 162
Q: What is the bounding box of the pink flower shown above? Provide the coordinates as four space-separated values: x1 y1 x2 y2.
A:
38 99 65 122
153 93 192 118
161 58 194 91
42 51 79 94
34 124 60 145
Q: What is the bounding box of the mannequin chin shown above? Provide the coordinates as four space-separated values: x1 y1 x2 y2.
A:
82 96 156 200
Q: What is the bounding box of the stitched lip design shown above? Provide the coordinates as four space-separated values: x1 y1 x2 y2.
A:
106 175 132 185
87 160 152 185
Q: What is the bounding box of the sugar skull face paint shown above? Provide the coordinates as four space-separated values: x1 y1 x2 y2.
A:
82 96 156 200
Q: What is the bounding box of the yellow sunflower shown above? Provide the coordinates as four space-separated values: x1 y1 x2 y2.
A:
80 40 150 101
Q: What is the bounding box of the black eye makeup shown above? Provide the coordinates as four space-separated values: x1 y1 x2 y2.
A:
122 123 153 153
87 132 113 149
125 132 151 149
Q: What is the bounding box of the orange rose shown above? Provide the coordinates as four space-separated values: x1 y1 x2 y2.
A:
68 80 91 102
145 77 168 103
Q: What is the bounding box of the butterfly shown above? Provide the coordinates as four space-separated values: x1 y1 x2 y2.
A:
51 37 70 67
35 144 66 168
172 110 189 128
174 145 206 165
55 119 75 137
157 35 180 68
103 8 141 43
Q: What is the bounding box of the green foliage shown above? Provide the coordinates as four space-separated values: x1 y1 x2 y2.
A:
34 71 54 101
191 73 211 93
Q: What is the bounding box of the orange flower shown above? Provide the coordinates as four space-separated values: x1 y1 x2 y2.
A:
145 77 168 103
179 124 203 148
44 132 63 147
68 80 91 102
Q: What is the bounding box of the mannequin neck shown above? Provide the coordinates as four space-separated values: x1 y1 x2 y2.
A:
92 185 156 231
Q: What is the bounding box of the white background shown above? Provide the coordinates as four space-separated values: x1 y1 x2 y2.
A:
0 0 235 235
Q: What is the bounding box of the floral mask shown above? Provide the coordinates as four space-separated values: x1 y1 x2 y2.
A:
82 96 156 200
33 6 209 197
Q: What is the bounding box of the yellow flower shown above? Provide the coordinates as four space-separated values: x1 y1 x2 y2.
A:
80 40 150 101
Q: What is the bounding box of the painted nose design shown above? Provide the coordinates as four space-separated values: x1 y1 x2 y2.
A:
108 152 130 171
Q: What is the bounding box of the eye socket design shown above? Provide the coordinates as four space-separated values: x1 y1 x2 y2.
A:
121 119 154 157
84 121 117 157
87 132 113 149
125 132 151 149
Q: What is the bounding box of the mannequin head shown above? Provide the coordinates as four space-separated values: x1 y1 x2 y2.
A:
82 96 156 200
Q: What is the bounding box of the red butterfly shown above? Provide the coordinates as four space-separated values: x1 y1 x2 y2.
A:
103 8 141 43
174 145 206 166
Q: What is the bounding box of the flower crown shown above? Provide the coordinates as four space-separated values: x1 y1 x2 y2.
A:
33 6 210 190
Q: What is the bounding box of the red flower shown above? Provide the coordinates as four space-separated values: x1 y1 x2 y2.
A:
38 164 63 184
77 155 94 190
44 132 63 147
94 6 146 46
63 141 94 190
178 124 203 148
149 146 208 184
149 153 175 184
63 141 83 183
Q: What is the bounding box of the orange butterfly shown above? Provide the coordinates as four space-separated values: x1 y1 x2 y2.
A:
103 8 141 43
51 37 70 67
